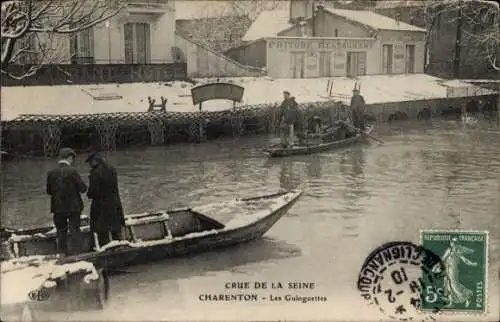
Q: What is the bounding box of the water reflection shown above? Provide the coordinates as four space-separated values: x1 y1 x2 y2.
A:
305 155 322 179
338 146 369 238
278 158 301 191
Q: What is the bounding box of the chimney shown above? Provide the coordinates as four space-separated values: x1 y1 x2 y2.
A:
289 0 313 23
299 19 307 36
315 0 325 11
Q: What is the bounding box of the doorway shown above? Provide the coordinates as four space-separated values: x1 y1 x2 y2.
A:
290 52 305 78
405 45 415 73
382 44 393 74
346 51 367 77
319 52 332 77
124 22 151 64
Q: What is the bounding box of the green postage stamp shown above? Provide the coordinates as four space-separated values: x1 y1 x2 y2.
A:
420 230 488 313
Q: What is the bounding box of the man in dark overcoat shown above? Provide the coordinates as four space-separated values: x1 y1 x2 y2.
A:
279 91 304 146
85 152 125 248
46 147 87 255
350 86 366 131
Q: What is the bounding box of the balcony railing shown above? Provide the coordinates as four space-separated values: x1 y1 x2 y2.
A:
127 0 169 11
71 56 95 64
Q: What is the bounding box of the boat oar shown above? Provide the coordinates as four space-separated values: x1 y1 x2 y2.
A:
340 121 384 144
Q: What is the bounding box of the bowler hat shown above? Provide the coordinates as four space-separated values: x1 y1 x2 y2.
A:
85 151 102 163
59 147 76 158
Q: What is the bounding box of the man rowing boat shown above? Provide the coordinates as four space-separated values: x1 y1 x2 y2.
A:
350 82 366 131
279 91 304 147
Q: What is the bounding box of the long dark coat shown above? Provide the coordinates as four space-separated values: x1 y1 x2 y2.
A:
46 162 87 214
279 98 303 132
87 161 125 233
350 94 366 129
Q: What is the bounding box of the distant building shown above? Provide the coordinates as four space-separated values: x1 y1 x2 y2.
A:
15 0 177 65
226 0 426 78
176 15 252 53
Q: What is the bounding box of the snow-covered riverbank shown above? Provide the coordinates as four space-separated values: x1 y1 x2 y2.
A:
2 74 495 121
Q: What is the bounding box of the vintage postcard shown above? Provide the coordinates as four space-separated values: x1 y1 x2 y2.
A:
1 0 499 321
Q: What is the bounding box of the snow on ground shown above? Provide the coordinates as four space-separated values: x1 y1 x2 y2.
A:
1 74 496 121
1 257 98 305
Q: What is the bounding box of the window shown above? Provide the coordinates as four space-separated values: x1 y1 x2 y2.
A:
334 28 338 37
15 33 38 64
70 23 94 64
405 45 415 74
124 23 151 64
382 44 393 74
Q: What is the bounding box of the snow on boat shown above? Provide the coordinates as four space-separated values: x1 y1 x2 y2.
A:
263 124 375 157
1 256 108 321
2 190 302 270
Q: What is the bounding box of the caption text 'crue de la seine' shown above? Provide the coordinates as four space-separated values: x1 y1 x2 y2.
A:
198 282 328 303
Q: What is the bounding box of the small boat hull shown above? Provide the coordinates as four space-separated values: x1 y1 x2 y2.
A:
264 124 374 157
3 190 302 270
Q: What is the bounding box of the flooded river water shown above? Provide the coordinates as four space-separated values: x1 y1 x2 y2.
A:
1 120 499 321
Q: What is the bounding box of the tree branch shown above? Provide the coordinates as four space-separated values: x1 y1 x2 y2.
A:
1 0 124 79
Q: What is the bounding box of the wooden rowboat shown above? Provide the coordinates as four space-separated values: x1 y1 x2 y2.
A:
263 124 374 157
2 190 302 270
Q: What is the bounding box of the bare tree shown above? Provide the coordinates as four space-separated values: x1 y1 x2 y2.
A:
422 0 499 73
224 0 285 20
1 0 123 79
177 0 284 53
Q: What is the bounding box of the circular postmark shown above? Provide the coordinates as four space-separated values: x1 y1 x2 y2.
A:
357 241 446 321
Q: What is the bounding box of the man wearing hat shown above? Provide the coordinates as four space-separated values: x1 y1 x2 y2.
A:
279 91 302 147
46 147 87 255
85 152 125 248
350 84 366 131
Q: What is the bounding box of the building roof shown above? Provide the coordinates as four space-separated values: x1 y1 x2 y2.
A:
324 8 426 32
242 9 293 42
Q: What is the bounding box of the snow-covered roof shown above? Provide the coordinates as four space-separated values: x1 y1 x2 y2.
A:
324 8 427 32
242 9 293 42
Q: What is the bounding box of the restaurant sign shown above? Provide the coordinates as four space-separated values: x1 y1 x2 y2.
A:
267 38 374 51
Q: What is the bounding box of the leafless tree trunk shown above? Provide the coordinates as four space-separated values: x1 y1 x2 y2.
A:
423 0 499 73
178 0 284 53
1 0 123 79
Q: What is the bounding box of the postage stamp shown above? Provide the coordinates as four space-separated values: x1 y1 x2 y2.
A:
420 230 488 314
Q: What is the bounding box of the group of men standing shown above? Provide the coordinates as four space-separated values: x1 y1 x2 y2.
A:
278 86 366 147
46 148 125 255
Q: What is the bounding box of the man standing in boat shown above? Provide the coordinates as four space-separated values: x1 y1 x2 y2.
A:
46 147 88 255
350 83 366 131
279 91 303 147
86 152 125 249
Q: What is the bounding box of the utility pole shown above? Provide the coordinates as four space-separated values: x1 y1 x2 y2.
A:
454 2 463 78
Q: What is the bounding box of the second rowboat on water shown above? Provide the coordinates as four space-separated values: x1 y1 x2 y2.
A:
2 190 302 270
263 124 375 157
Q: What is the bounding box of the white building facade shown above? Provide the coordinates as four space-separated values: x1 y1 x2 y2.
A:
71 0 177 65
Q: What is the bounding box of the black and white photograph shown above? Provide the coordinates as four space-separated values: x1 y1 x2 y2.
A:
1 0 499 321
